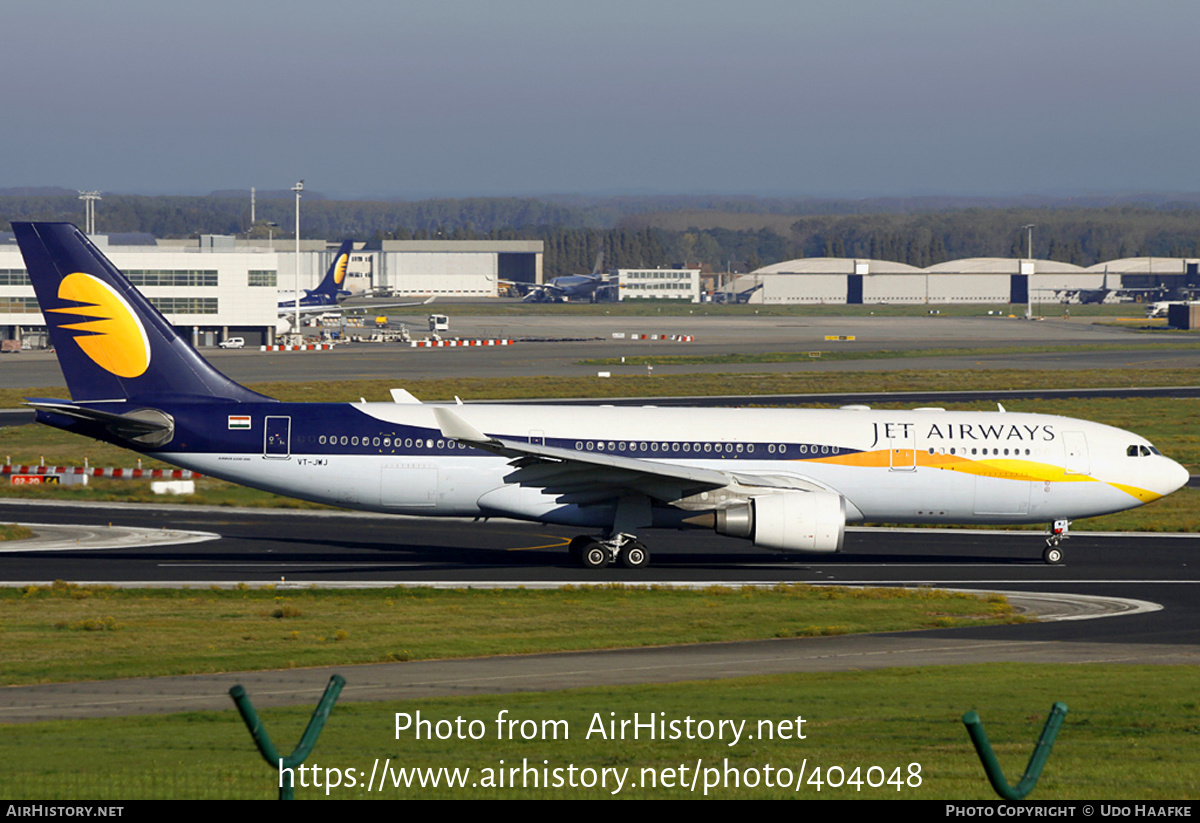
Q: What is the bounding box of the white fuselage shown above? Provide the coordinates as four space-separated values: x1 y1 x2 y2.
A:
159 403 1187 530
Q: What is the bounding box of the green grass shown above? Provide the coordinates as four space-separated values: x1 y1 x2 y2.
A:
0 583 1022 686
3 367 1199 410
0 523 33 541
579 341 1200 366
1 664 1195 799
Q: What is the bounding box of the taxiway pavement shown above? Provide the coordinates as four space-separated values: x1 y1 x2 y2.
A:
1 314 1195 388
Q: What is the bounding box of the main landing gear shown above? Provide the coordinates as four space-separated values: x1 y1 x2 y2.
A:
1043 519 1070 565
568 533 650 569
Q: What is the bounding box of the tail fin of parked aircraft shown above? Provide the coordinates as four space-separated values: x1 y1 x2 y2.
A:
309 239 353 301
12 222 269 404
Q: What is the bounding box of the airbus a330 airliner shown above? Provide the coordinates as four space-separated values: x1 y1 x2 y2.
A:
12 223 1190 567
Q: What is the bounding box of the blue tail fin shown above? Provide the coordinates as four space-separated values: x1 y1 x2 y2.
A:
310 239 353 301
13 222 270 404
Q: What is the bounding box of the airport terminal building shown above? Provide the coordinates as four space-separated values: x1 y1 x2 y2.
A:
0 233 545 348
0 233 284 348
616 268 701 302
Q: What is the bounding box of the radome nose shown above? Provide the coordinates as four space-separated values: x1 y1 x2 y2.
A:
1161 458 1191 497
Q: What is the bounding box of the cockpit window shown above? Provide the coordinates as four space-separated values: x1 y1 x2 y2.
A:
1141 445 1152 456
1127 445 1139 457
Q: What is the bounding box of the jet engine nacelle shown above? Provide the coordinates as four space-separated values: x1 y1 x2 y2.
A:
714 491 845 553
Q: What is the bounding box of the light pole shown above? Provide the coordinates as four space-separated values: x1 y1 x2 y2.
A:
1021 224 1035 319
292 180 304 335
77 191 101 234
265 221 278 250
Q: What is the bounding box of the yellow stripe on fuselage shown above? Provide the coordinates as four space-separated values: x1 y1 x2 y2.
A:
805 449 1161 501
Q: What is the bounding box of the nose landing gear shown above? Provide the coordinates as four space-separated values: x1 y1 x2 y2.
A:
1043 519 1070 565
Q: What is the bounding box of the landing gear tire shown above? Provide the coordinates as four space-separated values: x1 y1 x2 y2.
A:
568 535 596 565
580 542 611 569
1043 546 1063 565
619 542 650 569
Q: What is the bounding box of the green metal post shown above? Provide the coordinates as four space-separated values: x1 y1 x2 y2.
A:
230 674 346 800
962 701 1068 800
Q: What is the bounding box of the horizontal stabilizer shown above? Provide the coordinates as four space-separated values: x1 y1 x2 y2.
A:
26 400 174 446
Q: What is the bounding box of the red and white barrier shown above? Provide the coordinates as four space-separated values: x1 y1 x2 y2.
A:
411 339 514 348
627 334 695 342
260 343 335 351
2 465 202 480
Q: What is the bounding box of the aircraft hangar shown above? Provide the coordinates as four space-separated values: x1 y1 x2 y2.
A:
734 255 1200 305
377 239 543 296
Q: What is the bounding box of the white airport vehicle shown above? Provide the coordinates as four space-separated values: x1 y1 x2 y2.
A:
1146 301 1200 319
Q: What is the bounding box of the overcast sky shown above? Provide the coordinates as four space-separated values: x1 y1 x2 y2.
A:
4 0 1198 199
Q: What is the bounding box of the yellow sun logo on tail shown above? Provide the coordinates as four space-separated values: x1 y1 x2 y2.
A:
47 273 151 378
333 254 349 286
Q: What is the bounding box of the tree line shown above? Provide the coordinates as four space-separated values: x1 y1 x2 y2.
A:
3 190 1199 276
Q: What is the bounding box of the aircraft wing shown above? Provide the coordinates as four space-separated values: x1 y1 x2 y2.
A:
520 283 565 302
433 407 730 504
277 301 344 318
336 296 437 314
278 296 435 318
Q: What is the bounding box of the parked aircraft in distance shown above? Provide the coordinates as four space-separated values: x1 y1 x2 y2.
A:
278 240 433 321
1046 269 1164 306
14 223 1191 567
277 240 353 316
519 251 613 303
